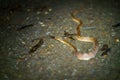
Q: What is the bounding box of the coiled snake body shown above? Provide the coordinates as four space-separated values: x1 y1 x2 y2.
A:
54 11 99 60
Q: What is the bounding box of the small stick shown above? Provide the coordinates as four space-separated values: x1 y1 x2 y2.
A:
16 24 34 31
29 38 44 54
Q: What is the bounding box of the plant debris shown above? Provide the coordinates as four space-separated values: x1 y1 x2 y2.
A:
101 48 111 56
29 38 44 54
100 44 111 56
16 24 34 31
100 44 108 51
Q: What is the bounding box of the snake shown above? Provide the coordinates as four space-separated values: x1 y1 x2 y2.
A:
53 10 99 60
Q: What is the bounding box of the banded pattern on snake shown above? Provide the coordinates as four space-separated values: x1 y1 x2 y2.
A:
53 10 99 60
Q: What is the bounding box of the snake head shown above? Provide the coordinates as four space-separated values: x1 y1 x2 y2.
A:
76 52 96 60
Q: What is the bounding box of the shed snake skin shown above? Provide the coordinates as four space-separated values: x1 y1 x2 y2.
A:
53 10 99 60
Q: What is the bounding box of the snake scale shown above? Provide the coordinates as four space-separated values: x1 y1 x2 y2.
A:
53 10 99 60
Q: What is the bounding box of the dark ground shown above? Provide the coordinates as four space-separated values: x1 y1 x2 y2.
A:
0 0 120 80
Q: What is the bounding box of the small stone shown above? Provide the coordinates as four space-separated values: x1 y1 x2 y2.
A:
41 24 46 27
29 46 32 49
48 8 52 11
78 48 81 51
46 51 51 54
99 40 103 44
27 62 31 68
115 38 119 42
45 11 48 14
50 44 54 47
41 44 46 47
39 21 44 25
26 17 30 20
21 41 25 45
88 48 92 51
24 57 28 61
89 20 94 23
46 32 51 35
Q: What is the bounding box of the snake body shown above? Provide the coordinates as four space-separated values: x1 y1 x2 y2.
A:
54 11 99 60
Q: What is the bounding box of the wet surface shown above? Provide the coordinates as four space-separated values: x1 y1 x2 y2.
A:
0 0 120 80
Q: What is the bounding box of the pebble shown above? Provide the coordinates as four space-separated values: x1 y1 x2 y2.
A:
78 48 81 51
89 20 94 23
41 24 46 27
46 32 51 35
27 62 31 68
45 11 48 15
39 21 46 27
41 44 46 47
58 70 61 73
115 38 119 42
26 17 30 20
39 21 44 25
88 48 92 52
48 8 52 12
21 41 26 45
99 40 103 44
